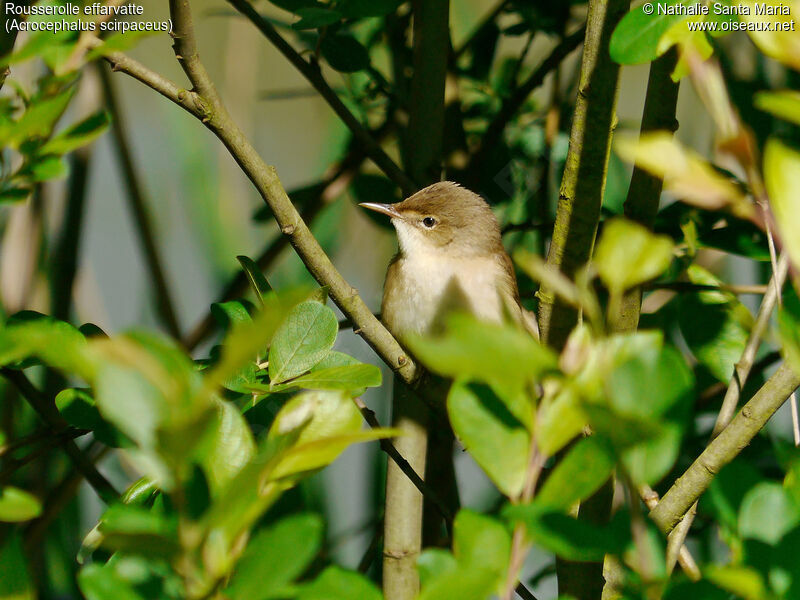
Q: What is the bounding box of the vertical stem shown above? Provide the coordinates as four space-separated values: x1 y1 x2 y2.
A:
611 50 680 333
534 1 629 598
383 1 449 598
538 0 629 350
383 380 429 600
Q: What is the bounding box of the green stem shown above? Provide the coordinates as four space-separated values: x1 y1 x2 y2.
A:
533 2 629 598
650 363 800 534
611 49 680 332
537 0 628 351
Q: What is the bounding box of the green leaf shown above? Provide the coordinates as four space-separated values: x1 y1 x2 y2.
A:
98 504 179 558
268 301 338 384
200 399 256 493
292 7 342 29
704 565 769 600
453 510 510 576
40 110 110 155
236 255 273 306
0 533 34 599
0 487 42 522
417 567 500 600
678 266 752 382
407 313 557 388
594 217 674 295
610 0 690 64
338 0 401 17
779 293 800 375
536 436 615 511
765 139 800 271
211 300 253 329
0 185 30 203
23 155 67 182
0 87 75 149
207 288 309 390
297 566 382 600
267 364 381 392
84 31 158 62
0 314 95 379
267 0 317 12
226 514 323 600
417 549 458 587
320 34 370 73
703 459 763 532
606 344 693 421
55 388 102 430
311 350 361 370
535 387 586 456
739 482 800 545
78 563 147 600
504 504 626 561
755 90 800 126
447 380 529 498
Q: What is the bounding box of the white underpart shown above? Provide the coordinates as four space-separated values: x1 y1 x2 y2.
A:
389 218 505 336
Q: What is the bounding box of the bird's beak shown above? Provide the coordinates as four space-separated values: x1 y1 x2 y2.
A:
359 202 402 219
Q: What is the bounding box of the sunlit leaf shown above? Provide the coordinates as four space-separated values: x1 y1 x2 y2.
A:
594 218 674 295
78 563 147 600
0 487 42 522
268 301 338 384
740 0 800 71
267 364 382 392
407 313 557 389
610 0 689 64
765 138 800 270
755 90 800 126
615 132 752 219
296 566 382 600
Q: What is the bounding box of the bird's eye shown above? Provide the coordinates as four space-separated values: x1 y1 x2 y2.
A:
422 217 436 228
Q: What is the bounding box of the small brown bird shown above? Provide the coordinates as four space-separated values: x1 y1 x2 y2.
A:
361 181 538 342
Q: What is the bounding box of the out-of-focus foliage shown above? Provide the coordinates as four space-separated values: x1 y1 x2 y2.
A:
3 0 800 599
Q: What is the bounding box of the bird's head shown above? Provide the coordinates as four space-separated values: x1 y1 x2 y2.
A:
360 181 503 260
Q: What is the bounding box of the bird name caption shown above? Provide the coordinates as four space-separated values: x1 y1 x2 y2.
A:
640 2 796 32
4 2 172 34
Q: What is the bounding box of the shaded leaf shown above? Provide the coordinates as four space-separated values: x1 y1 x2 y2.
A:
739 482 800 545
320 34 370 72
226 514 323 600
236 255 273 306
292 7 342 29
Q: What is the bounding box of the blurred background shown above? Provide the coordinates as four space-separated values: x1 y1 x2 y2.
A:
1 0 793 596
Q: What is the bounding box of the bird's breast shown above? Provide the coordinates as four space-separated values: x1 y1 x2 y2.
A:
381 253 508 341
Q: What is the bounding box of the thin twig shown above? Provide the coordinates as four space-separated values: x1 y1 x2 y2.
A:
0 368 119 504
99 64 182 340
650 363 800 534
183 140 369 351
353 397 452 525
225 0 416 195
100 31 420 386
466 26 586 180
